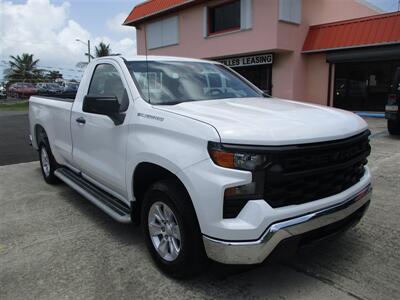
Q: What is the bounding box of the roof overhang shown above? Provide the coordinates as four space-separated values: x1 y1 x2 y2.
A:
303 11 400 54
124 0 205 27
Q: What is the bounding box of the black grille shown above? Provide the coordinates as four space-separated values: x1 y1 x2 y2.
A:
264 130 371 208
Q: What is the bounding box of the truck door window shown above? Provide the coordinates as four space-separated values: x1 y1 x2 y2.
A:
88 64 129 111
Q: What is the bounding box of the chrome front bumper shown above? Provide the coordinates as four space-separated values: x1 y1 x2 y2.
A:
203 184 372 265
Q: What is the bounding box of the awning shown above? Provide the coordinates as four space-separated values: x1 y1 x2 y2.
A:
303 12 400 53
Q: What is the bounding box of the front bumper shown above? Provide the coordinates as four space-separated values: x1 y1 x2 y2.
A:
203 184 372 264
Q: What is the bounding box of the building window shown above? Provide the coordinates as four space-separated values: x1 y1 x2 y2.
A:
146 16 179 49
208 0 241 34
279 0 301 24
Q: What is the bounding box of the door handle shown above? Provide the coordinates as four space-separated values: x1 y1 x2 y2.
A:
76 117 86 125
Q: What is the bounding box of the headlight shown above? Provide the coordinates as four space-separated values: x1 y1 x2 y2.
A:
208 142 270 171
208 142 268 218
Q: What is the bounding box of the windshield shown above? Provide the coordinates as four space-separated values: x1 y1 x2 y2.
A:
125 60 262 105
23 83 35 88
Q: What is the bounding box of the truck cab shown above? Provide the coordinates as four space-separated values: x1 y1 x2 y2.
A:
385 66 400 135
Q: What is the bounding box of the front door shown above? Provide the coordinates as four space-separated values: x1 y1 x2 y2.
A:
71 62 131 198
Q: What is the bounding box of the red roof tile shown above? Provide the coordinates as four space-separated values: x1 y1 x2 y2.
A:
124 0 197 26
303 12 400 52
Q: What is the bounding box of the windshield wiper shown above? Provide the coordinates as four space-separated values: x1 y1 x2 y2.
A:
155 98 201 105
262 91 271 98
155 101 184 105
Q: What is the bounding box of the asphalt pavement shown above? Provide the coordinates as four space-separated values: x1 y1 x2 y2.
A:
0 111 37 166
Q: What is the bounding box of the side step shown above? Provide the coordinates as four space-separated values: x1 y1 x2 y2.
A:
54 168 131 223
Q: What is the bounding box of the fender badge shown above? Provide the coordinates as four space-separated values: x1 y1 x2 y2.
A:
137 113 164 122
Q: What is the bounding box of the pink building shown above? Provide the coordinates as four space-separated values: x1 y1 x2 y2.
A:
124 0 400 111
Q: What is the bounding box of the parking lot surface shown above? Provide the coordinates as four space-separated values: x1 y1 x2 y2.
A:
0 111 37 166
0 118 399 299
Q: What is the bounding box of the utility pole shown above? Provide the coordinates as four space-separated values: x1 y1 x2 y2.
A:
76 39 91 63
88 39 91 62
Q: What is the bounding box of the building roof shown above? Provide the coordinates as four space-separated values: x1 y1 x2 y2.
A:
303 12 400 53
124 0 201 26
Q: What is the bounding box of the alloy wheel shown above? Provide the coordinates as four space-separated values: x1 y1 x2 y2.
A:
148 201 181 261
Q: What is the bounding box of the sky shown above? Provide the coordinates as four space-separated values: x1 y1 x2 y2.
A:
0 0 399 81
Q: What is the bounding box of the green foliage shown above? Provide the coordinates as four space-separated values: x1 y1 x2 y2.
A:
95 42 112 57
46 70 63 81
0 101 29 111
5 53 42 83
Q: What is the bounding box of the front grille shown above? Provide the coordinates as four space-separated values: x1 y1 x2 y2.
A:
263 130 371 208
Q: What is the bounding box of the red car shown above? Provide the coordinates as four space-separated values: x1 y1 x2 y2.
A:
8 82 37 98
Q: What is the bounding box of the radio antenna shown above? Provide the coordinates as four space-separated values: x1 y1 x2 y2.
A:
143 25 151 104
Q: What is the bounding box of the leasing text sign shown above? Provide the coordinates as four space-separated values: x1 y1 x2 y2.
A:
218 54 273 68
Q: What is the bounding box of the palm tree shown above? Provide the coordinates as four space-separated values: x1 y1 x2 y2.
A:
6 53 42 82
46 70 63 81
95 42 112 57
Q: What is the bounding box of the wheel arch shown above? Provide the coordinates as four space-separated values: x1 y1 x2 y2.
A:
130 161 196 225
34 124 48 147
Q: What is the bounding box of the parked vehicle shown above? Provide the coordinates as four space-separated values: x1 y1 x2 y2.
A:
385 66 400 135
36 83 64 95
0 85 6 99
8 82 37 98
61 82 79 98
63 82 79 92
29 56 372 278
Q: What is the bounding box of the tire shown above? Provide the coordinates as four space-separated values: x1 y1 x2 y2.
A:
141 179 206 278
388 120 400 135
39 142 60 184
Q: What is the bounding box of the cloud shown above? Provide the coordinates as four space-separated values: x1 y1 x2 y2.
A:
107 12 134 34
0 0 137 80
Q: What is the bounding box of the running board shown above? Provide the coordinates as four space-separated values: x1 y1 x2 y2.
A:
54 168 131 223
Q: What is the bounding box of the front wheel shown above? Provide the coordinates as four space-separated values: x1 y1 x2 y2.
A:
141 179 205 278
39 142 60 184
388 120 400 135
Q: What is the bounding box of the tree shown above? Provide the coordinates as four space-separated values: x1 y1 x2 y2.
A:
46 70 63 81
95 42 112 57
6 53 42 82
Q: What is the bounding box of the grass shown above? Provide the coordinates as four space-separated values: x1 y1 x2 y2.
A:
0 101 29 111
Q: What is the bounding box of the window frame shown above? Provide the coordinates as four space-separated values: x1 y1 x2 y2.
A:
278 0 302 25
207 0 241 36
86 63 130 112
146 15 179 50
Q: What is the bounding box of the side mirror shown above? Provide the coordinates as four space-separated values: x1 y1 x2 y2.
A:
83 95 120 114
83 95 125 125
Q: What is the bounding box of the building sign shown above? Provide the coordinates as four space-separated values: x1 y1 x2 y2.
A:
217 53 273 68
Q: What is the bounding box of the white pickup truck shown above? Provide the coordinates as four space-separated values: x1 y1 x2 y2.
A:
29 56 372 277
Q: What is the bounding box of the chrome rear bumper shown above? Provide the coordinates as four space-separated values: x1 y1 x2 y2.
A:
203 184 372 264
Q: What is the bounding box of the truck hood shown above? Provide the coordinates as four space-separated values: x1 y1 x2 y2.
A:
156 97 368 145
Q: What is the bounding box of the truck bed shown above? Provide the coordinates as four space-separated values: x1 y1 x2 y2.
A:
29 96 74 165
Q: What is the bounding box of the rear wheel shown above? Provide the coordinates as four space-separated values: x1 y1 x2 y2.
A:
388 120 400 135
39 142 60 184
141 179 205 278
